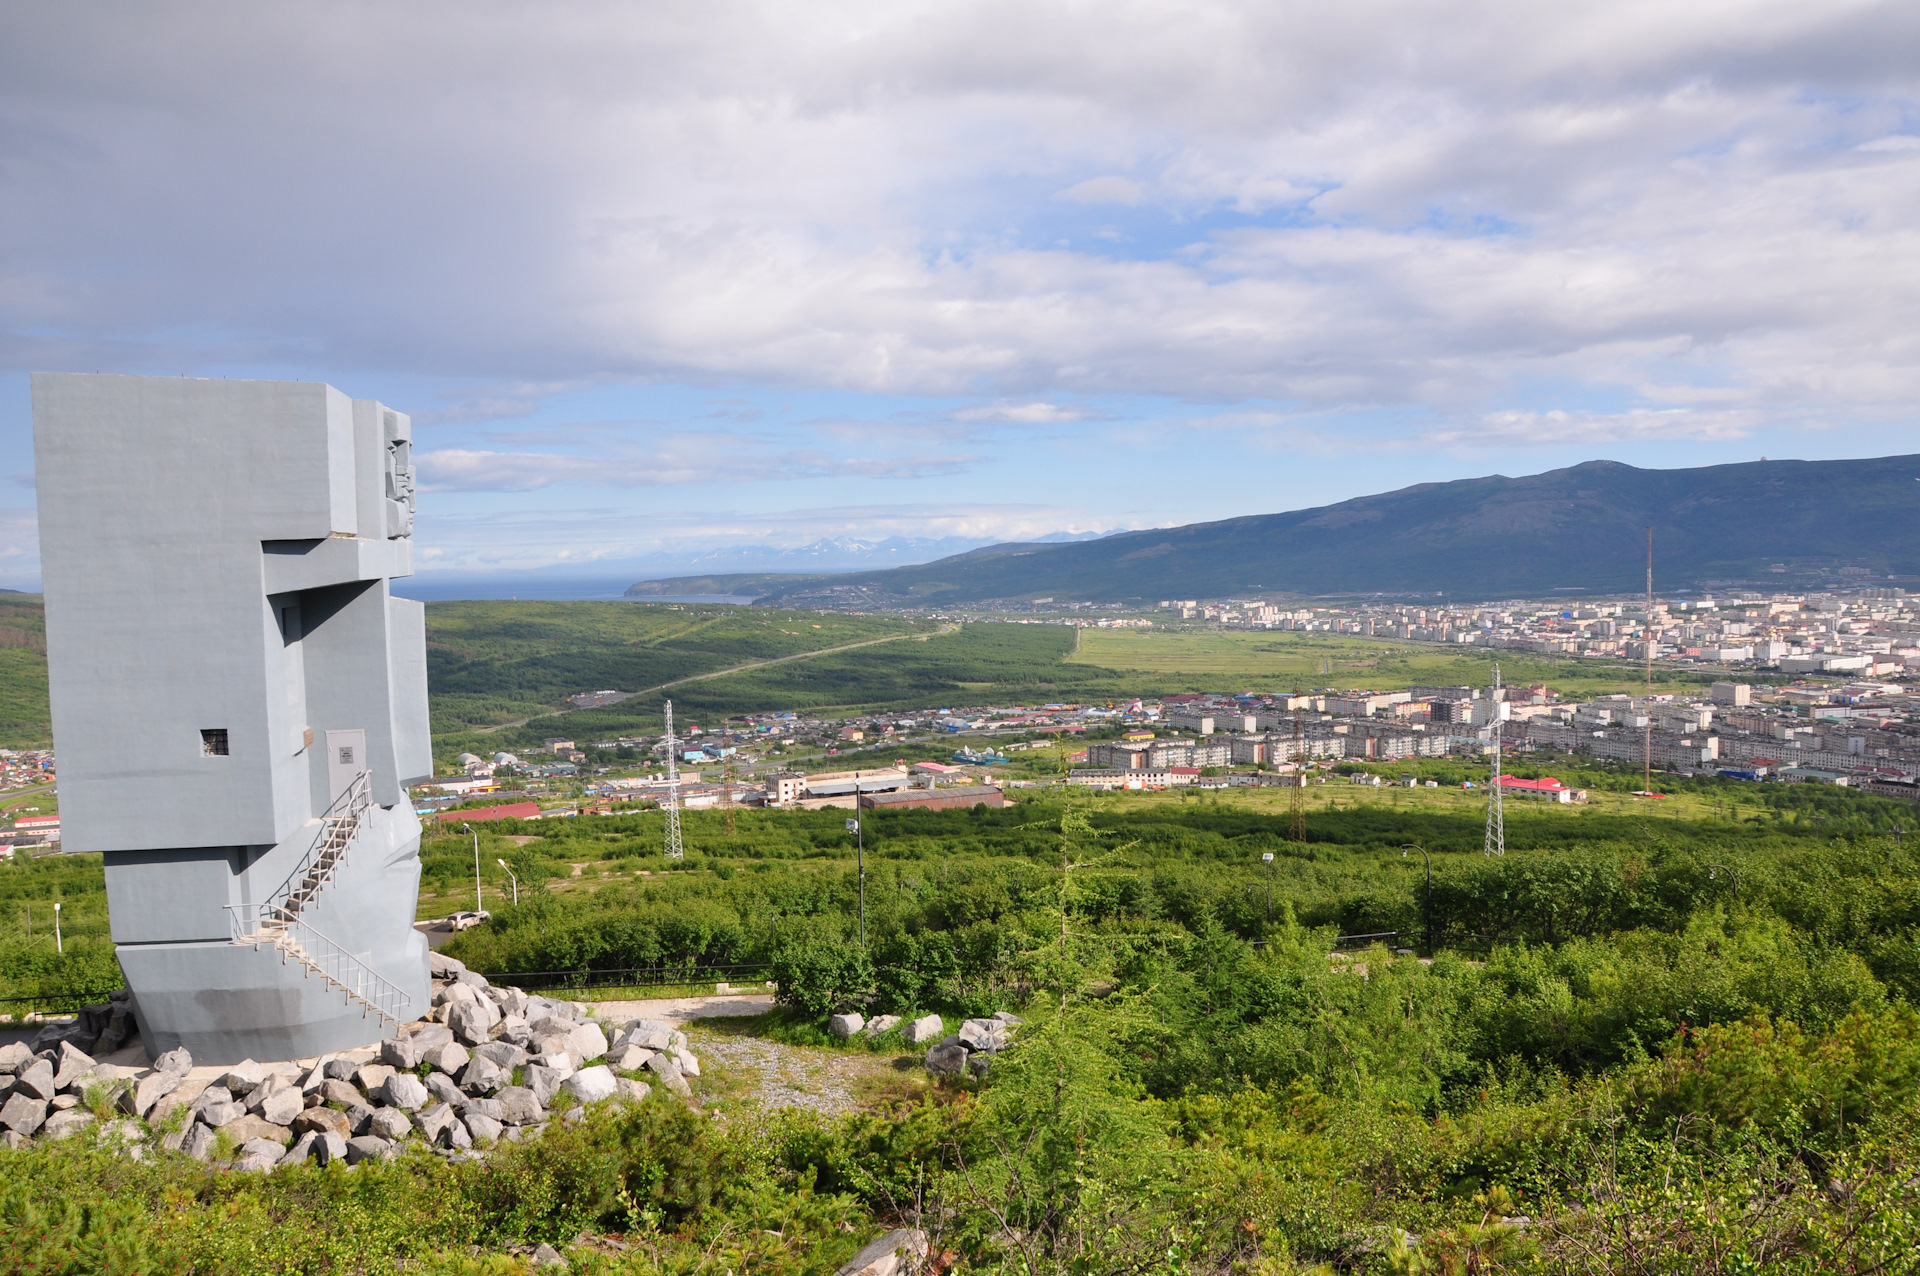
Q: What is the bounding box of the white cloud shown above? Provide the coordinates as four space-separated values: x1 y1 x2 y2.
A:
411 381 598 425
1427 408 1758 447
417 444 976 492
951 401 1088 422
407 501 1124 574
2 0 1917 454
1056 176 1146 205
0 509 41 589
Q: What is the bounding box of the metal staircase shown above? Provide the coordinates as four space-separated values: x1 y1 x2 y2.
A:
226 772 413 1028
272 771 372 923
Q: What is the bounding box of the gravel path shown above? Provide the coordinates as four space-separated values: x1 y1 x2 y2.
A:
692 1034 872 1117
590 993 895 1116
588 993 775 1023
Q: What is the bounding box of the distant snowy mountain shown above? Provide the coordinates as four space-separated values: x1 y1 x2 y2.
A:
667 532 1103 574
619 529 1113 599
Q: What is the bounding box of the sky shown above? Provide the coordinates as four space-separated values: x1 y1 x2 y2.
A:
2 1 1918 594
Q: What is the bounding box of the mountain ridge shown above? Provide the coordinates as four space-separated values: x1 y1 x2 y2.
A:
628 455 1920 606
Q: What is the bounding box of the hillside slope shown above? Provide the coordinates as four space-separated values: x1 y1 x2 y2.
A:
727 455 1920 604
0 595 49 748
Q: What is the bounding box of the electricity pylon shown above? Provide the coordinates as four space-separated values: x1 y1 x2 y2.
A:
722 723 736 839
1289 711 1307 843
1644 526 1654 797
662 699 684 860
1484 663 1505 857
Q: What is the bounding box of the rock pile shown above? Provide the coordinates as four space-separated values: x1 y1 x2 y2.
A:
23 988 141 1059
816 1008 1024 1077
0 953 701 1167
922 1012 1022 1077
825 1012 904 1042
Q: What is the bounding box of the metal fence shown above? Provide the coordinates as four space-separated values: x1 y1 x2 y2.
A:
479 963 777 994
0 989 122 1019
1331 931 1403 950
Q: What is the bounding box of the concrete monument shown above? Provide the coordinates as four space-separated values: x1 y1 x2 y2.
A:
32 374 433 1063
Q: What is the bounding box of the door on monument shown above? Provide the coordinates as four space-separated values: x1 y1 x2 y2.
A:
325 729 368 804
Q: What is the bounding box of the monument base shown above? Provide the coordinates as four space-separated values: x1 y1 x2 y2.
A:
112 807 432 1066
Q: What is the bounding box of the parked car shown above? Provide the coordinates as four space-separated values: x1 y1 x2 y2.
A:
446 910 491 931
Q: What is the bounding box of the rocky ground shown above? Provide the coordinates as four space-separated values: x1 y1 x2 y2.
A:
684 1008 1025 1119
2 969 1025 1172
0 953 702 1169
0 978 1012 1276
696 1032 900 1116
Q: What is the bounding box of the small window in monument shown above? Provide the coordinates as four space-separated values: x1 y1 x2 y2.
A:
337 745 355 766
202 729 230 757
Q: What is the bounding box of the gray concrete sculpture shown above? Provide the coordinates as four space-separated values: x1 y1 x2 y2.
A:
32 374 433 1063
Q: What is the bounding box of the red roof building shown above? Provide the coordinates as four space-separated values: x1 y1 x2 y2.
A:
436 801 541 823
1495 775 1587 803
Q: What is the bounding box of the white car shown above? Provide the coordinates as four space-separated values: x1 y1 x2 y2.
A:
446 910 491 931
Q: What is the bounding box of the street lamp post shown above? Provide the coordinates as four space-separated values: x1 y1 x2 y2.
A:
496 859 520 907
1708 863 1739 904
462 824 481 914
847 809 866 946
53 901 62 955
1261 851 1274 923
1402 845 1431 955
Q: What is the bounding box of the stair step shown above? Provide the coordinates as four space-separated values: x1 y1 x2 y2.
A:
264 794 369 927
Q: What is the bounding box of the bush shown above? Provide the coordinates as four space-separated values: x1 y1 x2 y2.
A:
771 929 875 1018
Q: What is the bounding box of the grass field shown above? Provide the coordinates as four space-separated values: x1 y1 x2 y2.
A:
424 600 932 735
1070 626 1723 697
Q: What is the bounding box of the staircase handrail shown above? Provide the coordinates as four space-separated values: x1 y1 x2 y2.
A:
259 771 372 925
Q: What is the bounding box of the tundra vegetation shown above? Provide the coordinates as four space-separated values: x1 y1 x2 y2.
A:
9 779 1920 1273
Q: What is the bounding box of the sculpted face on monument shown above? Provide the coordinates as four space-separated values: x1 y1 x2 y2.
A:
33 373 434 1064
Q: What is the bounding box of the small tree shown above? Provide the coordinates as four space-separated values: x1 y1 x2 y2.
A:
949 806 1173 1272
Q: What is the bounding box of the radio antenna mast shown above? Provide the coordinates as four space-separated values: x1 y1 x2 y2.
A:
1484 663 1505 857
662 699 684 860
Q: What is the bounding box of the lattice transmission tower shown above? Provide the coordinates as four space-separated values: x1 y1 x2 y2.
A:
1288 709 1307 843
662 699 684 860
1484 663 1505 857
722 723 736 839
1643 526 1654 797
